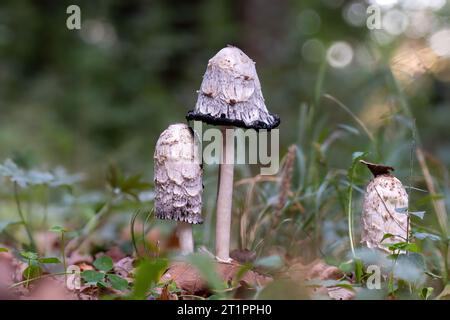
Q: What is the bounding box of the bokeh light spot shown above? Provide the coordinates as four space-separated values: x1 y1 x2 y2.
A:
326 41 354 68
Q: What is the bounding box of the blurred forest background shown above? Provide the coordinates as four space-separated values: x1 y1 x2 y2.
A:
0 0 450 299
1 0 448 179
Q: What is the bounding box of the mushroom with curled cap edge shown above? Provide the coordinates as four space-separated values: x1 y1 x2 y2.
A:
186 46 280 262
154 123 203 254
360 160 408 253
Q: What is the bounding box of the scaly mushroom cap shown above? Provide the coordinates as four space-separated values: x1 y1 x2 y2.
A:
186 45 280 130
361 172 408 252
154 123 203 224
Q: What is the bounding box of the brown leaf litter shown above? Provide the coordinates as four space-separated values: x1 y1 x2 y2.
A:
285 259 355 300
161 260 271 296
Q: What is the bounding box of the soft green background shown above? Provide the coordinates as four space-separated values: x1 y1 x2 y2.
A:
1 0 448 181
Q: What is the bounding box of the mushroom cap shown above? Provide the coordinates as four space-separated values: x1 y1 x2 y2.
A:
361 174 408 252
186 46 280 130
154 123 203 224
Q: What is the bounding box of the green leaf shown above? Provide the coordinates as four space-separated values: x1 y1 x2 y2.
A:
306 279 353 289
107 274 129 291
0 159 59 187
0 221 24 233
381 233 395 243
186 253 226 294
387 253 399 260
402 243 420 253
347 151 368 257
387 242 420 253
387 243 404 251
93 256 114 272
22 265 42 280
81 270 105 283
338 260 354 274
354 258 364 284
167 280 181 293
409 211 425 219
335 283 355 290
394 207 408 214
38 257 61 264
131 258 168 300
27 170 54 185
416 194 444 207
232 263 253 287
106 164 122 190
0 159 28 187
338 124 360 136
50 167 83 187
97 280 109 288
414 232 441 241
419 287 434 300
352 151 366 162
0 247 8 252
254 255 284 270
20 251 38 260
49 225 67 233
121 174 151 191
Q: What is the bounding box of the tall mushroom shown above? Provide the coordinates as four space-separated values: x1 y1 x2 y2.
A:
186 46 280 262
360 160 408 252
154 123 203 254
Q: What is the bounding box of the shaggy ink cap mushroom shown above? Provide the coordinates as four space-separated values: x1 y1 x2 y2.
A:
154 123 203 225
186 45 280 130
360 160 408 252
185 46 280 262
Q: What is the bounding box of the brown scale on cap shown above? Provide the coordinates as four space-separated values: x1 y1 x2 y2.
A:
360 160 394 177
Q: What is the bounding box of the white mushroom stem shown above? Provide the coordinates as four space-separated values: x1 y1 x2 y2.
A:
215 126 234 263
177 222 194 254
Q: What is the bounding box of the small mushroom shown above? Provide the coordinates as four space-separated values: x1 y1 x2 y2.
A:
186 46 280 262
360 160 408 252
154 123 203 254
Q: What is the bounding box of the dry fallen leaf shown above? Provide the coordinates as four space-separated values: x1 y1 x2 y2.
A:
230 249 256 264
161 261 271 296
161 262 204 294
286 259 354 300
287 259 343 281
103 246 126 262
327 286 355 300
77 285 99 300
78 262 94 272
0 251 15 288
27 277 77 300
114 257 134 279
